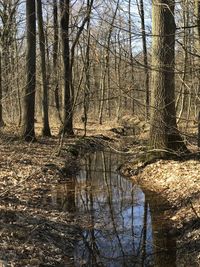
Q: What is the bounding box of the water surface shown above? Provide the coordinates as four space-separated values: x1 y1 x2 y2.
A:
45 151 176 267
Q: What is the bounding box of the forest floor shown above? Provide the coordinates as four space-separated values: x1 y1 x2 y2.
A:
0 119 199 266
0 120 127 266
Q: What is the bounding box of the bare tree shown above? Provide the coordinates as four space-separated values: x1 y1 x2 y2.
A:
0 51 4 126
98 0 120 124
53 0 61 121
60 0 74 135
37 0 51 137
195 0 200 147
22 0 36 141
138 0 150 119
60 0 94 135
83 0 92 136
150 0 188 155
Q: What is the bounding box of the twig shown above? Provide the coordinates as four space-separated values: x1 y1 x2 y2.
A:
189 200 200 219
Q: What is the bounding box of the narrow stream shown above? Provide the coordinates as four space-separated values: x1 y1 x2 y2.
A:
44 151 176 267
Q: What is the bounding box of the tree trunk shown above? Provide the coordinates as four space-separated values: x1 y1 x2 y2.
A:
128 0 135 114
37 0 51 137
98 0 119 124
116 30 122 121
139 0 149 119
195 0 200 147
60 0 74 135
53 0 62 122
83 0 91 136
0 52 5 127
150 0 188 155
98 60 106 125
22 0 36 141
177 0 188 124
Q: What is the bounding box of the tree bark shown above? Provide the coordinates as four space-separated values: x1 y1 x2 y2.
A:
128 0 135 114
139 0 150 119
83 0 91 136
60 0 74 135
22 0 36 141
53 0 62 121
0 51 5 127
195 0 200 147
37 0 51 137
150 0 188 155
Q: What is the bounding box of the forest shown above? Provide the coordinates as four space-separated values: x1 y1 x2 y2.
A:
0 0 199 266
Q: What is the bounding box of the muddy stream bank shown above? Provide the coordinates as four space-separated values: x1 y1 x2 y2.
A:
0 145 192 267
0 127 199 267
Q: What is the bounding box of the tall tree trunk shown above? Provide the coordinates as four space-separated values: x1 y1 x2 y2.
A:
0 52 5 127
15 34 22 127
60 0 74 135
128 0 135 114
37 0 51 137
22 0 36 141
98 1 119 124
150 0 188 154
177 0 188 124
139 0 149 119
83 0 91 136
53 0 62 122
116 30 122 121
195 0 200 147
98 53 106 124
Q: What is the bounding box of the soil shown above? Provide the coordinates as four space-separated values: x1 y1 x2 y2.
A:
0 120 199 266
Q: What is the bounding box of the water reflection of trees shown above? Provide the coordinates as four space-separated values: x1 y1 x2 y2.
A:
147 192 176 267
48 151 176 267
48 177 76 213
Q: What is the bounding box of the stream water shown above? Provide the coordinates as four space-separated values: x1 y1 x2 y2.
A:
0 150 177 267
43 151 177 267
